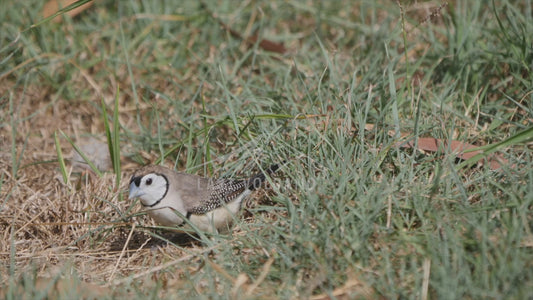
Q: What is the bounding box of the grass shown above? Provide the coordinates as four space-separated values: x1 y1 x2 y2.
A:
1 0 532 298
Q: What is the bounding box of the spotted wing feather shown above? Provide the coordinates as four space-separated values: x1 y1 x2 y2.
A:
187 179 248 214
187 163 280 214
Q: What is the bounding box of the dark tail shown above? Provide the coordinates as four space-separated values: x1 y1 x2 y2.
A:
247 163 283 190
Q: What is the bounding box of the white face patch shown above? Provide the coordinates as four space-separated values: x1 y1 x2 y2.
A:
132 173 168 207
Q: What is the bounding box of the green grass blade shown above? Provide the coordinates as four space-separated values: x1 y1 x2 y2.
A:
101 89 122 188
101 97 114 172
0 173 10 214
54 131 70 189
156 109 165 163
387 63 401 138
185 122 194 170
27 0 94 30
112 87 121 185
201 94 213 175
458 126 533 169
9 93 18 178
59 130 103 177
9 220 16 293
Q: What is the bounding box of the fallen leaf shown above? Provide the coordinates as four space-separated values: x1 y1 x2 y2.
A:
397 137 508 170
247 33 287 54
364 123 510 170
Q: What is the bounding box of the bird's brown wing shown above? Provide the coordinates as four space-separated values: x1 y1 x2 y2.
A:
186 178 247 215
171 164 280 215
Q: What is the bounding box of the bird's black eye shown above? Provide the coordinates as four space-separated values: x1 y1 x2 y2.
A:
146 178 153 185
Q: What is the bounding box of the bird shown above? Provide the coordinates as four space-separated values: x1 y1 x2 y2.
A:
128 163 280 232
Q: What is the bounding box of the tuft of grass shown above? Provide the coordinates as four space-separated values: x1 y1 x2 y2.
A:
459 126 533 169
58 129 103 177
8 92 29 179
54 130 70 188
102 86 122 187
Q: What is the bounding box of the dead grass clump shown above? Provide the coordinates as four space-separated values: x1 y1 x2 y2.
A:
0 151 191 285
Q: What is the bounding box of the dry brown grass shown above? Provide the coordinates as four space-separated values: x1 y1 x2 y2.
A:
0 74 209 296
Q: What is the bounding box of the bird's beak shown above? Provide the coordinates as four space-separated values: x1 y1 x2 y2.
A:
129 182 144 199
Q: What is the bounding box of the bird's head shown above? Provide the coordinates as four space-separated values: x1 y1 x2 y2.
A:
129 172 169 207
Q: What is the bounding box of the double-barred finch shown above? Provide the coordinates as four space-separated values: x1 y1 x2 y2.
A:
128 164 280 232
